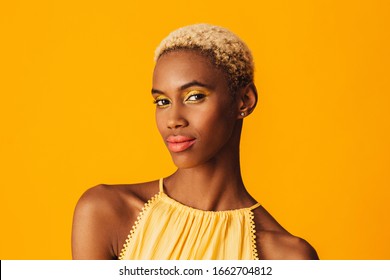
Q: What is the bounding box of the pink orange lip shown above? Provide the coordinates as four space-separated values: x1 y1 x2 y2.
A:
166 135 196 153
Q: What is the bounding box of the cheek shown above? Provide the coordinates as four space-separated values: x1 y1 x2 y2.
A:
192 102 236 140
155 111 165 135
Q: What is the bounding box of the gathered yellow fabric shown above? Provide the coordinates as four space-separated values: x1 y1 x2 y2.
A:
119 178 261 260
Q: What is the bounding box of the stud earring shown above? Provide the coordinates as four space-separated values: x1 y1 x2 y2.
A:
240 112 245 116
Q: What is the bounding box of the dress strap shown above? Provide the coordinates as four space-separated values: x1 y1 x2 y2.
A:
248 202 261 211
159 178 164 193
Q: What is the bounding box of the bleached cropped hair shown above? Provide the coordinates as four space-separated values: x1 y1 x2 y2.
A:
154 23 254 93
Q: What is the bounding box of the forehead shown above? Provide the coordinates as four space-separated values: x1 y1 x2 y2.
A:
152 50 228 91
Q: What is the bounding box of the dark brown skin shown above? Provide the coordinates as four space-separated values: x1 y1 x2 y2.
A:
72 50 319 260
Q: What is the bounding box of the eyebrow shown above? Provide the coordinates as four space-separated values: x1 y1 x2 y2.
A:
151 80 211 94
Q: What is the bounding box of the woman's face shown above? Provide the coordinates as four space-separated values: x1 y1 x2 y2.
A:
152 50 241 169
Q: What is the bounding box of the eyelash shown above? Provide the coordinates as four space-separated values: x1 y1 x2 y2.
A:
153 98 170 107
153 92 207 108
185 93 206 103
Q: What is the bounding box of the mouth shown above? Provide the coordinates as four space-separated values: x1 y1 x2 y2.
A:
166 135 196 153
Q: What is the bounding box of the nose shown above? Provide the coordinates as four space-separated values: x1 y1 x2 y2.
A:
167 105 188 129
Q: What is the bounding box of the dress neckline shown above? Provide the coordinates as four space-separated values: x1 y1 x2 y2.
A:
158 178 261 214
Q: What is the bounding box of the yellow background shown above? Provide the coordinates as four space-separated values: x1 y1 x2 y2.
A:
1 0 389 259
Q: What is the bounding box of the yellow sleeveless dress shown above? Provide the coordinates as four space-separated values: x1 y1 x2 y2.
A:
119 178 261 260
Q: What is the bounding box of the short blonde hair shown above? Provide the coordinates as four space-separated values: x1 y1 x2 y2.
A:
154 23 254 93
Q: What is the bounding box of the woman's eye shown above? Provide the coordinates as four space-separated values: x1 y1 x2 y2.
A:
154 99 170 107
185 93 206 102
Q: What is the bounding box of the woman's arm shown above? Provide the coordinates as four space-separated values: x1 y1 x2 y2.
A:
72 185 117 259
259 231 319 260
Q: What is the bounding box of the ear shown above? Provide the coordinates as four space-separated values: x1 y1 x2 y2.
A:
237 83 258 119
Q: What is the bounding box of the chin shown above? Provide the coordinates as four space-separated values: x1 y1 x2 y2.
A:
170 153 203 169
171 150 219 170
172 158 197 169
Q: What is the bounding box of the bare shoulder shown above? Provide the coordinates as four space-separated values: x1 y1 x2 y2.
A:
73 180 159 228
74 180 158 213
253 206 319 260
72 180 159 259
259 231 319 260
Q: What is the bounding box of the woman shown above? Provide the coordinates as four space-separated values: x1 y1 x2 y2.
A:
72 23 318 260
